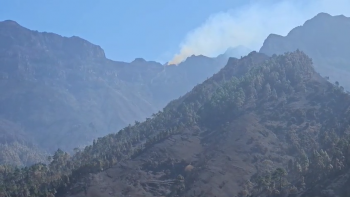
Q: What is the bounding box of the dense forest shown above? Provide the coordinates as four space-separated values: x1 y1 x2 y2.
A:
1 50 350 196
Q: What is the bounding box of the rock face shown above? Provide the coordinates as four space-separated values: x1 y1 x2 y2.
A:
260 12 350 89
0 20 231 165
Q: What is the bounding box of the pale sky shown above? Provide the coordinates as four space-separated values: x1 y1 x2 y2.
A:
1 0 350 64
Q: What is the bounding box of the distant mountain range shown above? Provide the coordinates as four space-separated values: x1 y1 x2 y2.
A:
0 20 249 165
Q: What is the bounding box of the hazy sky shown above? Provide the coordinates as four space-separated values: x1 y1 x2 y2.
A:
1 0 350 64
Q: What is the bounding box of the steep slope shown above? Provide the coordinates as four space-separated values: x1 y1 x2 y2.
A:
3 51 350 197
0 20 229 165
260 12 350 90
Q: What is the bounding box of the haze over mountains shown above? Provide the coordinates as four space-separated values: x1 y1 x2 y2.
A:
0 20 248 166
260 12 350 89
1 12 350 197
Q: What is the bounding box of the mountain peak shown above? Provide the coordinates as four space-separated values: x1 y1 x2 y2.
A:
303 12 350 28
314 12 332 18
0 20 20 26
185 54 209 61
131 58 146 63
302 12 333 26
130 58 163 67
0 21 106 60
189 54 207 58
260 12 350 91
0 20 27 32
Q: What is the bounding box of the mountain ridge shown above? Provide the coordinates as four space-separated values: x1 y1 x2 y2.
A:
0 19 246 166
260 12 350 91
3 12 350 196
0 19 106 61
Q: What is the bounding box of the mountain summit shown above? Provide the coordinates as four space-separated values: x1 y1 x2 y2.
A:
260 12 350 89
0 20 106 60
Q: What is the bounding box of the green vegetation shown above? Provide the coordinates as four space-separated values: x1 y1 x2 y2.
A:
0 142 47 167
1 51 350 196
0 19 230 163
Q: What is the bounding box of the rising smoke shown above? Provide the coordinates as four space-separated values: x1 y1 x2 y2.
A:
168 0 350 65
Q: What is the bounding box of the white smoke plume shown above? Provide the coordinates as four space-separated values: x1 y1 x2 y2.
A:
168 0 350 65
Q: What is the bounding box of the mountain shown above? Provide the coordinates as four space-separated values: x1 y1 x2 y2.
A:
220 45 252 59
260 12 350 89
0 20 229 165
2 50 350 197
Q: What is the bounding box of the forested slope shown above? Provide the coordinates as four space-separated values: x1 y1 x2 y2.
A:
2 51 350 196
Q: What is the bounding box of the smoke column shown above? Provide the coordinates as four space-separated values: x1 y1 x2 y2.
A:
168 0 350 65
